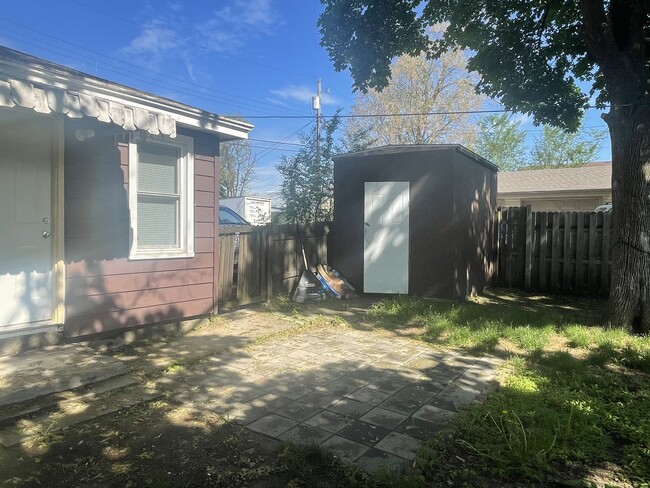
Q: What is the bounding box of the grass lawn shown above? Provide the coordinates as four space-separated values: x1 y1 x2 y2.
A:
366 290 650 487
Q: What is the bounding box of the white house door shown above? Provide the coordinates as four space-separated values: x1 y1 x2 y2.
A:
0 110 54 328
363 181 410 294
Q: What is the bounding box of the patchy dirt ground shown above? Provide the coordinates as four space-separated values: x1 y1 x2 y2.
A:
0 395 372 488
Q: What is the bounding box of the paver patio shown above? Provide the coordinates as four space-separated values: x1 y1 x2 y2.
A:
169 327 502 473
0 302 502 475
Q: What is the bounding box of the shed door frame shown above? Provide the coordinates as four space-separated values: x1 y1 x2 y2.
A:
363 181 410 294
0 109 65 337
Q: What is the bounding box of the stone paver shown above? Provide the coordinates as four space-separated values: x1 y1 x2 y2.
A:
247 413 298 437
161 327 502 474
304 410 353 433
412 404 458 425
356 447 408 474
276 401 323 422
338 419 391 446
279 424 333 445
374 432 424 460
394 416 446 441
321 435 369 461
360 407 408 430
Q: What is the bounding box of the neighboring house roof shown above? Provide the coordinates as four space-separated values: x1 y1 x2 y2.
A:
498 164 612 195
0 45 252 140
334 144 498 172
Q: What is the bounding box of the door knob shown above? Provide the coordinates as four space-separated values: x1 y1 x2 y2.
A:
42 231 51 239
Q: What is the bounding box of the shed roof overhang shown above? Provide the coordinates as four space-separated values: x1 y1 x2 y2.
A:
0 46 253 141
333 144 498 172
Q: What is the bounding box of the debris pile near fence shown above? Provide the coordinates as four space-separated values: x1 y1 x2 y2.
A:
218 222 330 307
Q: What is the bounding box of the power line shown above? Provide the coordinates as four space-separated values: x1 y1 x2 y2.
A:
252 121 313 161
239 106 610 120
0 19 307 116
248 138 305 147
249 144 300 153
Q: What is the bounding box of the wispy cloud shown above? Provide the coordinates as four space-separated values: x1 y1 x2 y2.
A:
119 20 182 70
264 97 296 109
270 84 341 106
212 0 278 35
199 0 280 54
119 0 280 68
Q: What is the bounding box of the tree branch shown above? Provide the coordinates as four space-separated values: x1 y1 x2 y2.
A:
580 0 648 101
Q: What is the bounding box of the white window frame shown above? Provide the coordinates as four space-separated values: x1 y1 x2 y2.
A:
128 134 194 259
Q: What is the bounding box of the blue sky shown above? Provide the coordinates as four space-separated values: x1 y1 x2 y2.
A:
0 0 611 197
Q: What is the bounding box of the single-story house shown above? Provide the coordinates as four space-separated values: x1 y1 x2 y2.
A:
497 163 612 211
332 145 497 300
0 46 252 350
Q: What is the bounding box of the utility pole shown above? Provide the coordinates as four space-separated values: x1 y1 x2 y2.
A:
313 78 321 166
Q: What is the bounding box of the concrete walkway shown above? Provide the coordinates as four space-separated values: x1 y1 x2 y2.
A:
168 327 501 473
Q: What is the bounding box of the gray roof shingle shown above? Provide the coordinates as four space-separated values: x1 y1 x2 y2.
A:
498 164 612 194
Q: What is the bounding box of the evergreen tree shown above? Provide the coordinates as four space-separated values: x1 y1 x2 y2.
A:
277 112 342 223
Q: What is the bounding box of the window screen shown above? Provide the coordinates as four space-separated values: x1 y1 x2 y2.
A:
136 142 181 248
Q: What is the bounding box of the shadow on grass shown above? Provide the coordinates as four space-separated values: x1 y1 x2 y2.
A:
416 344 650 486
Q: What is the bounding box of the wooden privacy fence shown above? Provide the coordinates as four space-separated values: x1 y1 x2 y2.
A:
497 206 612 296
218 222 330 307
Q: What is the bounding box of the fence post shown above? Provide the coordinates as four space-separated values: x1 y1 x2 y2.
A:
505 208 514 287
575 212 585 293
495 207 502 287
588 212 598 295
563 212 572 292
539 212 548 290
601 212 611 296
265 224 273 301
525 205 533 290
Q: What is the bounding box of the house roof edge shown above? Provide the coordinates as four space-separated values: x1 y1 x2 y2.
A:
0 45 253 140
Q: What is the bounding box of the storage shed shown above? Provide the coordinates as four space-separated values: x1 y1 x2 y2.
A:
331 145 498 299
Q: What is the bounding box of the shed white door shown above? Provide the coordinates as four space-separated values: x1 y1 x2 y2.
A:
363 181 409 293
0 111 53 328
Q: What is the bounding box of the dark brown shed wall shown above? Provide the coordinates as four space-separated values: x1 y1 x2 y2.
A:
451 151 497 298
64 119 220 338
332 146 496 300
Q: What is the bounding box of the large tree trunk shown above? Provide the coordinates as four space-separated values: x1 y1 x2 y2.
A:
603 106 650 333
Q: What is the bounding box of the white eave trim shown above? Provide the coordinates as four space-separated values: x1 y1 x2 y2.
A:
0 49 253 140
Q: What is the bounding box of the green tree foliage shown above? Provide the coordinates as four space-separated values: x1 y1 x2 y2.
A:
277 113 342 223
529 125 607 169
472 114 605 171
319 0 650 331
472 114 527 171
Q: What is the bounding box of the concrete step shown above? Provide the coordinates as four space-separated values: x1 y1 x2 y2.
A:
0 374 139 425
0 378 161 448
0 344 127 407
